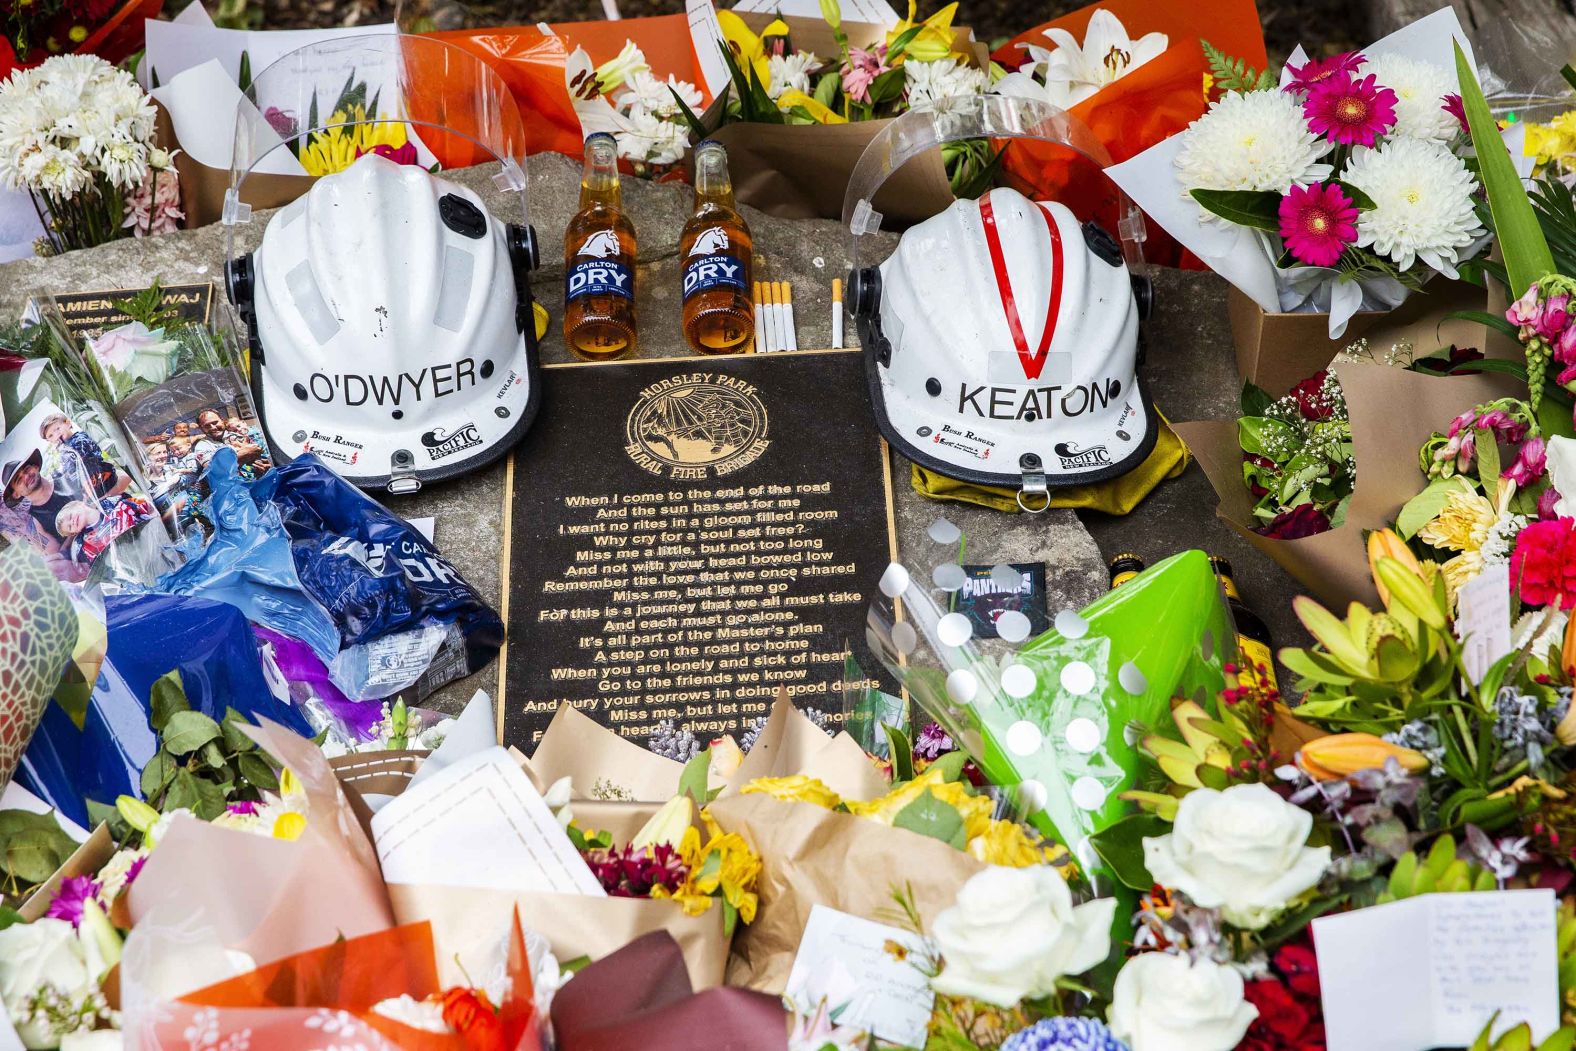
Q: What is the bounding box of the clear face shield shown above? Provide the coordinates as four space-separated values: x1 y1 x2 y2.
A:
843 94 1156 510
220 34 542 493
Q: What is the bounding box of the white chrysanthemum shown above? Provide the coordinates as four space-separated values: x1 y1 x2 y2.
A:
20 144 90 196
0 54 157 195
1175 89 1333 202
904 58 991 113
614 70 703 120
615 105 691 166
1361 52 1457 142
767 51 820 101
370 995 451 1034
1342 137 1485 272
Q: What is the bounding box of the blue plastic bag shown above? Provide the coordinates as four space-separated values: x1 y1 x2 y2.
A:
16 591 312 827
251 454 503 700
154 447 340 664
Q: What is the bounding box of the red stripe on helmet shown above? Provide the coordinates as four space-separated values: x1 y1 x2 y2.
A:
978 191 1063 382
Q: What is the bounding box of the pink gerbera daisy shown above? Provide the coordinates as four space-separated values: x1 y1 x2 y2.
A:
1284 51 1364 94
1279 182 1359 267
1442 93 1468 134
1303 72 1398 146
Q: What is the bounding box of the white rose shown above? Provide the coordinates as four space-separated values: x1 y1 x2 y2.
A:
1108 952 1258 1051
60 1029 124 1050
930 865 1115 1008
1143 783 1329 929
0 918 93 1048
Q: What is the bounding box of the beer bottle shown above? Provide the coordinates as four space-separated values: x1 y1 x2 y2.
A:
563 132 637 360
681 140 754 354
1209 555 1280 691
1107 552 1145 589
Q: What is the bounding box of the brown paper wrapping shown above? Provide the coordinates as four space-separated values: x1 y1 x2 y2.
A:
1176 359 1520 609
693 13 985 223
722 691 889 801
156 104 314 231
706 793 985 993
126 719 394 966
527 702 687 801
388 883 731 991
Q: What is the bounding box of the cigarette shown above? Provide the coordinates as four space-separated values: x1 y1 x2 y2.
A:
767 280 782 352
756 282 769 356
832 278 844 349
782 282 798 351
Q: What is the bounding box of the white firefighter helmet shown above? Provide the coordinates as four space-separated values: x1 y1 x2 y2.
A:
223 34 539 493
843 95 1154 511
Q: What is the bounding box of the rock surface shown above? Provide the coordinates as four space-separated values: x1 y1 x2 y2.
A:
0 152 1308 718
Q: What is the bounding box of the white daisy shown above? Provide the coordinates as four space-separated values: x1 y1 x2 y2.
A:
614 70 703 120
1361 52 1457 142
1342 137 1485 272
767 50 820 101
616 105 691 166
904 57 991 113
1175 88 1333 201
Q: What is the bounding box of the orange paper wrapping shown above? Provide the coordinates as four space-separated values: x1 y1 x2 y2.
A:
135 918 541 1050
992 0 1268 269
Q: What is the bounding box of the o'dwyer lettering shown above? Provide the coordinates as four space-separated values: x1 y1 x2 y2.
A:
302 358 479 407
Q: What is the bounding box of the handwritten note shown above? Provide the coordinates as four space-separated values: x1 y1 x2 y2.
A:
1313 889 1558 1050
784 905 934 1048
1456 564 1512 684
371 747 605 897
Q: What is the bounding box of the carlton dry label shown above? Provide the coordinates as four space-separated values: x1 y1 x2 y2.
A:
680 141 755 355
564 133 638 360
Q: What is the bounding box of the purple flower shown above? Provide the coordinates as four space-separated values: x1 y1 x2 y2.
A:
227 800 261 815
124 854 148 889
45 875 103 929
1002 1017 1131 1051
1539 292 1572 342
1442 92 1468 134
1557 324 1576 365
263 105 298 138
914 721 955 761
1542 486 1566 520
1283 51 1364 95
1505 437 1549 487
1508 284 1544 334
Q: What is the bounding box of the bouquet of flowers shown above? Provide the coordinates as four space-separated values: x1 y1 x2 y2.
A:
565 41 705 172
1237 369 1354 539
0 54 182 254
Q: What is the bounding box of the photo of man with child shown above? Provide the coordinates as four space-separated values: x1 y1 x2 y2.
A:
0 405 154 583
138 403 271 532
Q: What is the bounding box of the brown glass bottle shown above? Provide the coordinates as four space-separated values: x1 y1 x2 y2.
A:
564 133 637 360
1107 553 1145 589
680 140 754 354
1210 555 1280 691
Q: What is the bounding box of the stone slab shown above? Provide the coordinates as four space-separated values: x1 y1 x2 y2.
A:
0 153 1311 717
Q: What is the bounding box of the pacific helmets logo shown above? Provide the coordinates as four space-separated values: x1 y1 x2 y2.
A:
577 229 622 258
1054 441 1112 471
689 227 729 255
422 422 484 461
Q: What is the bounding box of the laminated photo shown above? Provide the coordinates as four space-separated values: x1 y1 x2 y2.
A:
0 400 156 584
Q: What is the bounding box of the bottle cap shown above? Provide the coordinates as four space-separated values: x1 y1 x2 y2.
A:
1208 555 1234 577
1107 552 1143 569
585 132 616 144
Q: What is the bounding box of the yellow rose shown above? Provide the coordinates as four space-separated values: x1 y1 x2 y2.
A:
741 775 843 810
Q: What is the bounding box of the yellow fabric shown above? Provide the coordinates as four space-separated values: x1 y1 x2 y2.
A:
533 301 550 342
910 414 1190 515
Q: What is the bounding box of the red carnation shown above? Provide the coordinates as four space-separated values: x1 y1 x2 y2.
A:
1240 978 1326 1050
1510 517 1576 610
1275 941 1321 1000
1257 504 1332 540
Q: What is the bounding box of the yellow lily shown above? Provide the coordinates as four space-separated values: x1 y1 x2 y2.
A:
777 88 847 123
886 0 959 63
717 10 790 87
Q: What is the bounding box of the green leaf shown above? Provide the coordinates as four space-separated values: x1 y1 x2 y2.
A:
162 710 222 755
1457 42 1554 294
237 49 252 94
236 752 280 794
199 742 227 770
2 828 73 884
140 749 177 799
884 24 923 60
1087 813 1168 891
892 789 966 849
668 85 709 141
678 748 711 809
0 906 24 931
1396 478 1460 539
883 723 914 782
812 69 839 108
164 769 201 813
1200 39 1273 95
1446 309 1521 340
192 777 227 821
1475 427 1501 492
1190 188 1283 232
221 709 256 753
1197 763 1231 790
866 65 907 105
927 750 968 783
1539 1027 1576 1051
1240 379 1275 417
721 895 739 938
1334 180 1376 211
149 669 190 732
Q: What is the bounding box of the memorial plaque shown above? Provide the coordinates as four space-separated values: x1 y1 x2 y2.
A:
500 348 897 751
32 282 215 338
